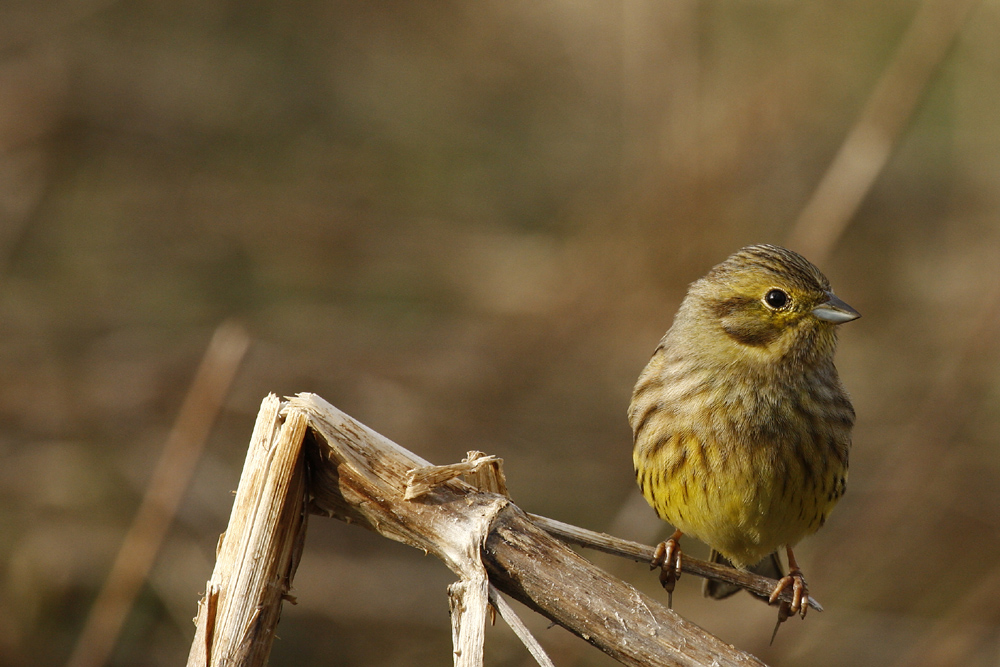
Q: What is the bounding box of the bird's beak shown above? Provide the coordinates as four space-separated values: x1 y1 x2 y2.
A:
813 292 860 324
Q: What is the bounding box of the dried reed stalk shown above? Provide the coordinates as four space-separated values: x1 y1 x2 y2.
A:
188 393 784 666
186 395 309 667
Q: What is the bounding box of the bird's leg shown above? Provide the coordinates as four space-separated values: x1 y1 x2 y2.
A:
650 529 683 607
768 545 809 619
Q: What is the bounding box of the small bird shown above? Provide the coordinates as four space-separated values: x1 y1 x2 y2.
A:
628 244 858 633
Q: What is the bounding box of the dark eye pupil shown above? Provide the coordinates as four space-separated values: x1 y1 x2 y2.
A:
765 289 788 309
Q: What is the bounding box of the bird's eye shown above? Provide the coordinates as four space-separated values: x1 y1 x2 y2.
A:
763 289 789 310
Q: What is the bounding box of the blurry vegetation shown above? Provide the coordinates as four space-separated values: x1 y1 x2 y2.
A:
1 1 999 666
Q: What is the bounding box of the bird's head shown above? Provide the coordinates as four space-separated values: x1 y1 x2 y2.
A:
677 244 859 366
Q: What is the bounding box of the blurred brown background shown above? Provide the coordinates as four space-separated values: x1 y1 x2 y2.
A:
2 1 999 665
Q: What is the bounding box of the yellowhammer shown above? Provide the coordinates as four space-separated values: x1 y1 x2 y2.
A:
629 244 858 629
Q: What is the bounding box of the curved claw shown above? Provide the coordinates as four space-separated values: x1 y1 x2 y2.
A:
768 567 809 619
650 530 683 607
770 599 792 645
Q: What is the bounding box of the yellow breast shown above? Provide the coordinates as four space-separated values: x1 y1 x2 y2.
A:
633 428 845 568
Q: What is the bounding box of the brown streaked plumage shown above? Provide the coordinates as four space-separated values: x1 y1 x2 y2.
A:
628 244 858 630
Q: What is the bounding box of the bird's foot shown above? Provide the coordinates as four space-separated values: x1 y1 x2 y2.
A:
768 564 808 644
650 530 683 607
768 565 808 619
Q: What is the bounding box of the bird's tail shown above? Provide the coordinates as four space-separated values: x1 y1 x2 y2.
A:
702 549 783 600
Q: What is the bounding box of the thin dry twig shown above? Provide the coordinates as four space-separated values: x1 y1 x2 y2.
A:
529 514 823 613
786 0 981 264
488 585 556 667
67 321 250 667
